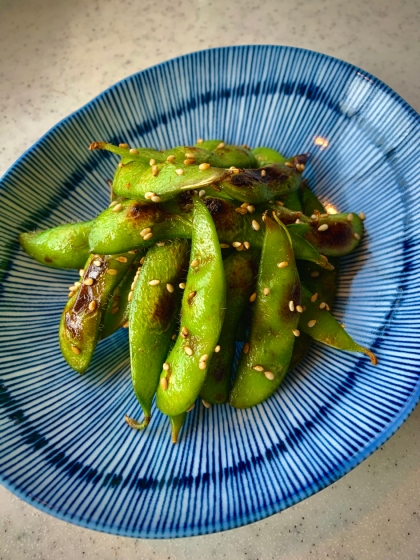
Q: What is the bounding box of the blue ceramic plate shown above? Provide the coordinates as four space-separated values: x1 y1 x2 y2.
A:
1 46 419 538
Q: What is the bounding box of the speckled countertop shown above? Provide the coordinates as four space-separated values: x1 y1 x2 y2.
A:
1 1 420 558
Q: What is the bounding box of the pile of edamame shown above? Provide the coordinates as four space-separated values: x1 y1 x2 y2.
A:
19 140 376 442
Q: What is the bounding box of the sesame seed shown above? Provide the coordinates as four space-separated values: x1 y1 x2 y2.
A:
140 227 152 237
247 205 255 214
235 207 248 215
148 159 155 166
184 152 194 159
129 250 137 254
68 292 73 298
276 200 284 206
292 329 300 337
123 321 129 328
175 169 184 175
190 259 199 267
143 232 153 241
319 302 326 309
144 192 155 200
307 319 317 328
253 365 264 372
289 301 295 312
119 143 129 148
163 363 170 371
260 169 266 177
89 301 97 311
139 256 145 264
264 371 275 380
166 283 174 293
318 224 329 232
214 345 221 353
199 189 206 198
243 241 250 250
340 323 346 328
118 163 123 168
311 214 317 220
220 243 230 248
151 165 159 177
311 271 320 277
354 232 361 240
200 354 208 362
110 306 119 315
251 220 260 231
128 291 134 302
296 305 303 313
216 142 225 149
243 342 250 354
202 400 211 408
196 138 204 144
112 203 123 212
172 333 177 340
160 377 168 391
179 283 186 289
326 304 330 311
167 155 176 163
74 281 81 288
184 346 193 356
107 269 118 275
277 261 289 268
285 161 294 168
181 326 189 337
264 287 270 295
199 361 207 370
71 346 81 355
156 241 165 247
83 278 94 286
150 195 161 203
250 292 257 302
116 256 128 263
186 403 195 412
131 281 136 291
188 291 197 300
109 200 119 207
149 279 160 286
310 292 318 302
347 213 353 221
184 158 195 165
232 242 242 248
129 148 139 155
295 219 301 224
69 285 77 291
230 167 240 174
359 211 366 220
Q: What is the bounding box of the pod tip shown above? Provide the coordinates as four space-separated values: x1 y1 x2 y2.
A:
365 349 377 365
125 414 150 430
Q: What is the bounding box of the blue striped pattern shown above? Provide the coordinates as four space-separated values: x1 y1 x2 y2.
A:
0 45 419 538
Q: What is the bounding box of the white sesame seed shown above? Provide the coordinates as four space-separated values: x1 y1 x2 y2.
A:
276 200 284 206
166 155 176 163
107 269 118 275
92 259 101 267
264 371 275 380
202 400 211 408
220 243 230 248
175 169 184 175
119 143 129 148
116 256 128 263
110 306 119 315
191 259 199 267
184 346 193 356
307 319 317 328
197 138 204 143
129 148 139 155
292 329 300 337
199 189 206 198
139 256 145 264
250 292 257 302
340 323 346 328
166 283 174 293
188 291 196 300
109 200 119 207
89 300 97 311
118 162 123 168
160 377 168 391
149 279 160 286
71 346 80 355
251 220 260 231
69 285 77 291
129 250 137 255
326 304 330 311
217 142 225 149
199 361 207 370
144 192 155 200
277 261 289 268
354 232 361 240
214 345 221 353
184 158 195 165
83 278 94 286
151 166 159 177
243 342 250 354
296 305 303 313
181 326 189 337
263 288 270 295
247 205 255 214
359 211 366 220
235 207 248 215
310 292 318 302
140 227 152 237
179 283 186 289
311 214 317 220
112 203 123 212
347 213 353 221
199 354 208 363
285 161 294 168
172 333 177 339
289 300 295 312
156 241 165 247
232 242 242 248
295 219 301 224
260 169 266 177
151 195 162 203
253 365 264 372
186 403 195 412
143 232 153 241
131 281 136 291
319 302 326 309
311 271 320 277
123 321 129 328
243 241 250 250
163 363 170 371
148 158 156 166
128 291 133 302
74 281 81 288
318 224 329 232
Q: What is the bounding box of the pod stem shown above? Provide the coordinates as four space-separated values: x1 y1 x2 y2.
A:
364 349 378 365
125 414 151 430
89 141 129 158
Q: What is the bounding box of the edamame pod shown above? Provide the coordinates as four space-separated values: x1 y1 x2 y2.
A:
156 197 226 417
170 412 187 444
125 239 189 429
252 147 286 166
300 179 326 215
230 216 300 408
199 250 260 404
